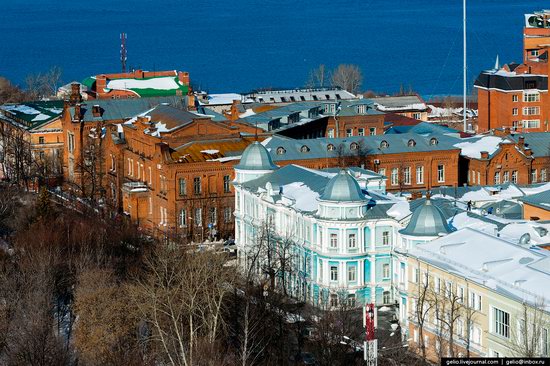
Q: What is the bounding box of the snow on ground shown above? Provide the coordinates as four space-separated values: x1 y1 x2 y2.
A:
453 136 506 159
281 182 320 212
107 77 180 91
200 149 219 154
387 200 411 221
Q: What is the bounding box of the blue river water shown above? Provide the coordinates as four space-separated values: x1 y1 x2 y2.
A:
0 0 547 97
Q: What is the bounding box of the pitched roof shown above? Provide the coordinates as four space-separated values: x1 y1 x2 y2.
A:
171 137 254 163
371 95 427 111
0 100 64 130
508 133 550 158
68 97 178 122
518 190 550 211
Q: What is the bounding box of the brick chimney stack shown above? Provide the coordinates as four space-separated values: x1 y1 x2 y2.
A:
69 83 82 105
96 75 107 98
518 136 525 148
480 151 489 159
73 104 81 121
92 105 102 118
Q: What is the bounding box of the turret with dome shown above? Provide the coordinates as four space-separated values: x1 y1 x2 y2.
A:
399 198 453 247
234 141 278 183
317 169 371 220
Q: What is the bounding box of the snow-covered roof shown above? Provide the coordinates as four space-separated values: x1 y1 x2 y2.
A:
409 228 550 311
453 135 509 159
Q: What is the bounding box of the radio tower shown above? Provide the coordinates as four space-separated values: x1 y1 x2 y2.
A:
120 33 127 73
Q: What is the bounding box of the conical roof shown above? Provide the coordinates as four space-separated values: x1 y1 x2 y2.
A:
235 141 277 171
319 170 367 202
399 199 452 237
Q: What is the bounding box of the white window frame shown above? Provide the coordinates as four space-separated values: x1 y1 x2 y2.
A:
523 92 540 103
382 263 390 278
348 265 356 282
416 166 424 184
330 233 338 248
330 266 338 281
492 307 510 338
348 233 356 249
391 168 399 186
437 164 445 183
403 166 411 185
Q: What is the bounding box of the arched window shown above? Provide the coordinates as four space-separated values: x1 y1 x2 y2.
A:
407 139 416 147
380 140 389 149
276 147 286 155
327 144 335 151
430 137 438 146
300 145 310 153
350 142 359 150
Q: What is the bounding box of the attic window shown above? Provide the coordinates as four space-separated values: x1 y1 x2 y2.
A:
300 145 310 153
430 137 438 146
300 96 306 101
276 147 286 155
380 140 389 149
280 97 287 103
327 144 336 151
357 105 367 114
350 142 359 150
408 139 416 147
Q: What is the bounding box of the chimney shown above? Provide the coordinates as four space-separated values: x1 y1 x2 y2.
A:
92 105 102 118
136 116 150 133
504 127 510 135
178 71 190 85
524 148 533 156
518 135 525 148
73 104 81 121
134 69 144 79
187 93 196 111
69 83 82 105
480 151 489 159
96 75 107 98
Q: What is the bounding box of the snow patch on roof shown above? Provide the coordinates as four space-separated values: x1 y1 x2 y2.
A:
454 136 506 159
2 105 42 115
107 77 180 91
32 113 51 121
387 200 412 221
281 182 320 212
200 149 219 155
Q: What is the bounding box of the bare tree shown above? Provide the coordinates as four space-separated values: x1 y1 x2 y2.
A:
510 300 549 357
331 64 363 95
410 268 435 360
306 64 327 88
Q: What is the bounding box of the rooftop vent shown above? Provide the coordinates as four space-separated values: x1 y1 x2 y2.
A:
519 233 531 245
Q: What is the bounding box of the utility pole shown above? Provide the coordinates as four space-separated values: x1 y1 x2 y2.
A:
463 0 467 132
120 33 127 73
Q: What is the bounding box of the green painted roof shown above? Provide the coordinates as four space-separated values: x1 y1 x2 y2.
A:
0 100 64 130
82 75 189 98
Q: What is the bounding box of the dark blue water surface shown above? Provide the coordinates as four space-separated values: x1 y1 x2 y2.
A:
0 0 547 97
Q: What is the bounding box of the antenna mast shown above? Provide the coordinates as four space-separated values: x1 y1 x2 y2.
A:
120 33 127 73
463 0 467 133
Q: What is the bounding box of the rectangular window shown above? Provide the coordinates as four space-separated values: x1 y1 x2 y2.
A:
179 178 186 196
523 92 540 103
530 50 540 57
223 175 231 193
348 294 356 307
382 231 390 245
493 307 510 338
543 328 549 356
523 106 540 116
330 233 338 248
208 207 216 225
494 171 500 185
413 112 421 120
224 207 232 223
512 171 518 184
358 128 365 136
67 132 75 153
346 128 353 137
194 177 202 195
503 171 509 183
179 209 186 227
523 120 540 129
512 94 518 102
382 263 390 278
330 266 338 281
457 286 464 303
445 281 452 297
512 108 518 116
348 233 356 249
194 208 202 226
378 168 386 177
413 268 420 283
542 169 547 182
148 167 152 185
357 105 367 114
477 171 480 185
348 266 356 282
416 166 424 184
435 277 441 293
38 136 45 144
532 169 538 183
437 164 445 183
391 168 399 186
369 128 376 136
328 129 335 138
403 167 411 185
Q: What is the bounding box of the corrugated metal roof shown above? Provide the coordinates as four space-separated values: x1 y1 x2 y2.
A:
172 137 254 163
69 97 178 122
519 190 550 211
508 133 550 158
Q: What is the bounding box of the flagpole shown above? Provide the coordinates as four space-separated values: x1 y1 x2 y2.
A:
463 0 467 132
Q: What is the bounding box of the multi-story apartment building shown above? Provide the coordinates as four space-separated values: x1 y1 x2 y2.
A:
475 10 550 133
233 141 402 306
372 95 429 122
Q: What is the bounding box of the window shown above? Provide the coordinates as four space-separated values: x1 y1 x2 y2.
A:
194 208 202 226
543 328 549 356
208 207 216 225
469 291 482 311
413 112 421 120
532 169 538 183
512 120 520 129
350 142 359 150
523 120 540 129
403 167 411 185
457 318 464 337
348 294 356 307
328 129 335 138
503 171 509 183
148 167 152 185
327 144 335 151
346 128 353 137
39 151 45 160
407 139 416 147
382 263 390 278
512 94 518 102
330 266 338 281
416 166 424 184
348 233 356 249
523 106 540 115
542 169 547 182
457 286 464 302
224 207 232 223
348 266 356 282
435 277 441 293
472 325 482 345
437 164 445 182
391 168 399 186
494 171 500 185
378 168 386 177
358 128 365 136
493 307 510 338
512 171 518 184
382 231 390 245
110 154 116 171
380 140 389 149
330 233 338 248
318 260 323 281
300 145 310 153
38 136 45 144
67 132 75 153
530 50 540 57
523 92 540 103
330 294 338 307
179 209 186 227
413 268 420 283
430 138 438 146
194 177 201 195
178 178 186 196
477 171 480 185
357 105 367 114
276 147 286 155
369 127 376 136
223 175 231 193
324 103 335 114
512 108 518 116
383 291 390 304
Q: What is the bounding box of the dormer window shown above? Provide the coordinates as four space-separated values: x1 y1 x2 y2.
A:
276 147 286 155
300 145 310 153
380 140 389 149
408 139 416 147
357 105 367 114
430 137 438 146
350 142 359 150
327 144 335 151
